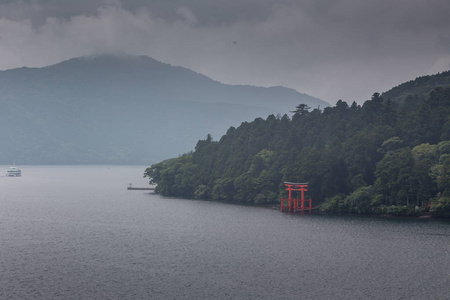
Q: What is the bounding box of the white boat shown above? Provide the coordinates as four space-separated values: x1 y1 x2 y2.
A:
6 165 21 177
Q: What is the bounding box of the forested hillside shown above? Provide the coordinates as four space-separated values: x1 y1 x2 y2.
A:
381 70 450 103
145 84 450 217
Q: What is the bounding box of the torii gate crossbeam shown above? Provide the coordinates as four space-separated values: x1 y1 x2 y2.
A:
280 182 312 213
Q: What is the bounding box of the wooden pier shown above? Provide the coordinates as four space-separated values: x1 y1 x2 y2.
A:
127 184 155 191
127 187 155 190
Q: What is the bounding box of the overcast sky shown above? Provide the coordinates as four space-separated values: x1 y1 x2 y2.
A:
1 0 449 104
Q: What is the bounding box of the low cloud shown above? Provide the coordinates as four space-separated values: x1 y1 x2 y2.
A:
0 0 449 104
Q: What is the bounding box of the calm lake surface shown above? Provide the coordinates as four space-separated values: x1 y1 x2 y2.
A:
1 165 449 299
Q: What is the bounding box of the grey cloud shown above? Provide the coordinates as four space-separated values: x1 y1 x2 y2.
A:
0 0 449 104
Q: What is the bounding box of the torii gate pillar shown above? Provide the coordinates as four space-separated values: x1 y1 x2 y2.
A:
280 182 312 213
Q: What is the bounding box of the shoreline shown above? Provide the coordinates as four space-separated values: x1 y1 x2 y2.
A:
151 192 448 220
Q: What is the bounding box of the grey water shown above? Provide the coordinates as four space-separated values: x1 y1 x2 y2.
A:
1 165 449 299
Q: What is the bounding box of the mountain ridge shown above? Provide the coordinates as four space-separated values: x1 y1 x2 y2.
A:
381 70 450 103
0 53 328 164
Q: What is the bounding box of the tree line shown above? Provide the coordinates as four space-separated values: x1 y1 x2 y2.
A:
145 86 450 217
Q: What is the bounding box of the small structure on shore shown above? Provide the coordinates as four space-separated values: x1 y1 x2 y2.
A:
127 183 155 191
280 182 312 213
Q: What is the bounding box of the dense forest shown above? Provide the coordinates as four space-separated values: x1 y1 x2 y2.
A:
145 72 450 218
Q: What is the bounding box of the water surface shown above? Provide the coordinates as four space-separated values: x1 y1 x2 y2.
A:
1 166 449 299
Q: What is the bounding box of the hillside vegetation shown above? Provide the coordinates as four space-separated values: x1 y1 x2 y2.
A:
382 70 450 103
145 76 450 217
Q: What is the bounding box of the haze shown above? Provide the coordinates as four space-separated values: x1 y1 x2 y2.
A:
0 0 449 104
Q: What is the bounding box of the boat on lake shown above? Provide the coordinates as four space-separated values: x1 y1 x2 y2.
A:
6 165 21 177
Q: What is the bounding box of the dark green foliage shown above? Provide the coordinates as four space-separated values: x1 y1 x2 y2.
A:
146 83 450 217
374 147 415 206
320 194 348 214
381 71 450 103
430 196 450 218
321 186 377 214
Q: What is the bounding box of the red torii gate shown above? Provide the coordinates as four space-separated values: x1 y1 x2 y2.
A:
280 182 312 213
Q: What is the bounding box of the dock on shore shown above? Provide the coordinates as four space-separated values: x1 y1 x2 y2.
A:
127 184 155 191
127 187 155 190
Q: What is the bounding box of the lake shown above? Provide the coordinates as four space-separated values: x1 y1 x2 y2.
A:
1 165 449 299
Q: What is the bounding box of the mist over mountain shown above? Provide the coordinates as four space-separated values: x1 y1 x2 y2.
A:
0 54 328 165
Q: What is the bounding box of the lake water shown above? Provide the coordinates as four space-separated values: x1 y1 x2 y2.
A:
1 165 449 299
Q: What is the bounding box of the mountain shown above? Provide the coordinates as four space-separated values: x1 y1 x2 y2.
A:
0 54 328 165
381 70 450 103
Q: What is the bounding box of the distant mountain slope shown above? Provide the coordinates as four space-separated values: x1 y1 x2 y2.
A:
381 70 450 103
0 54 328 165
